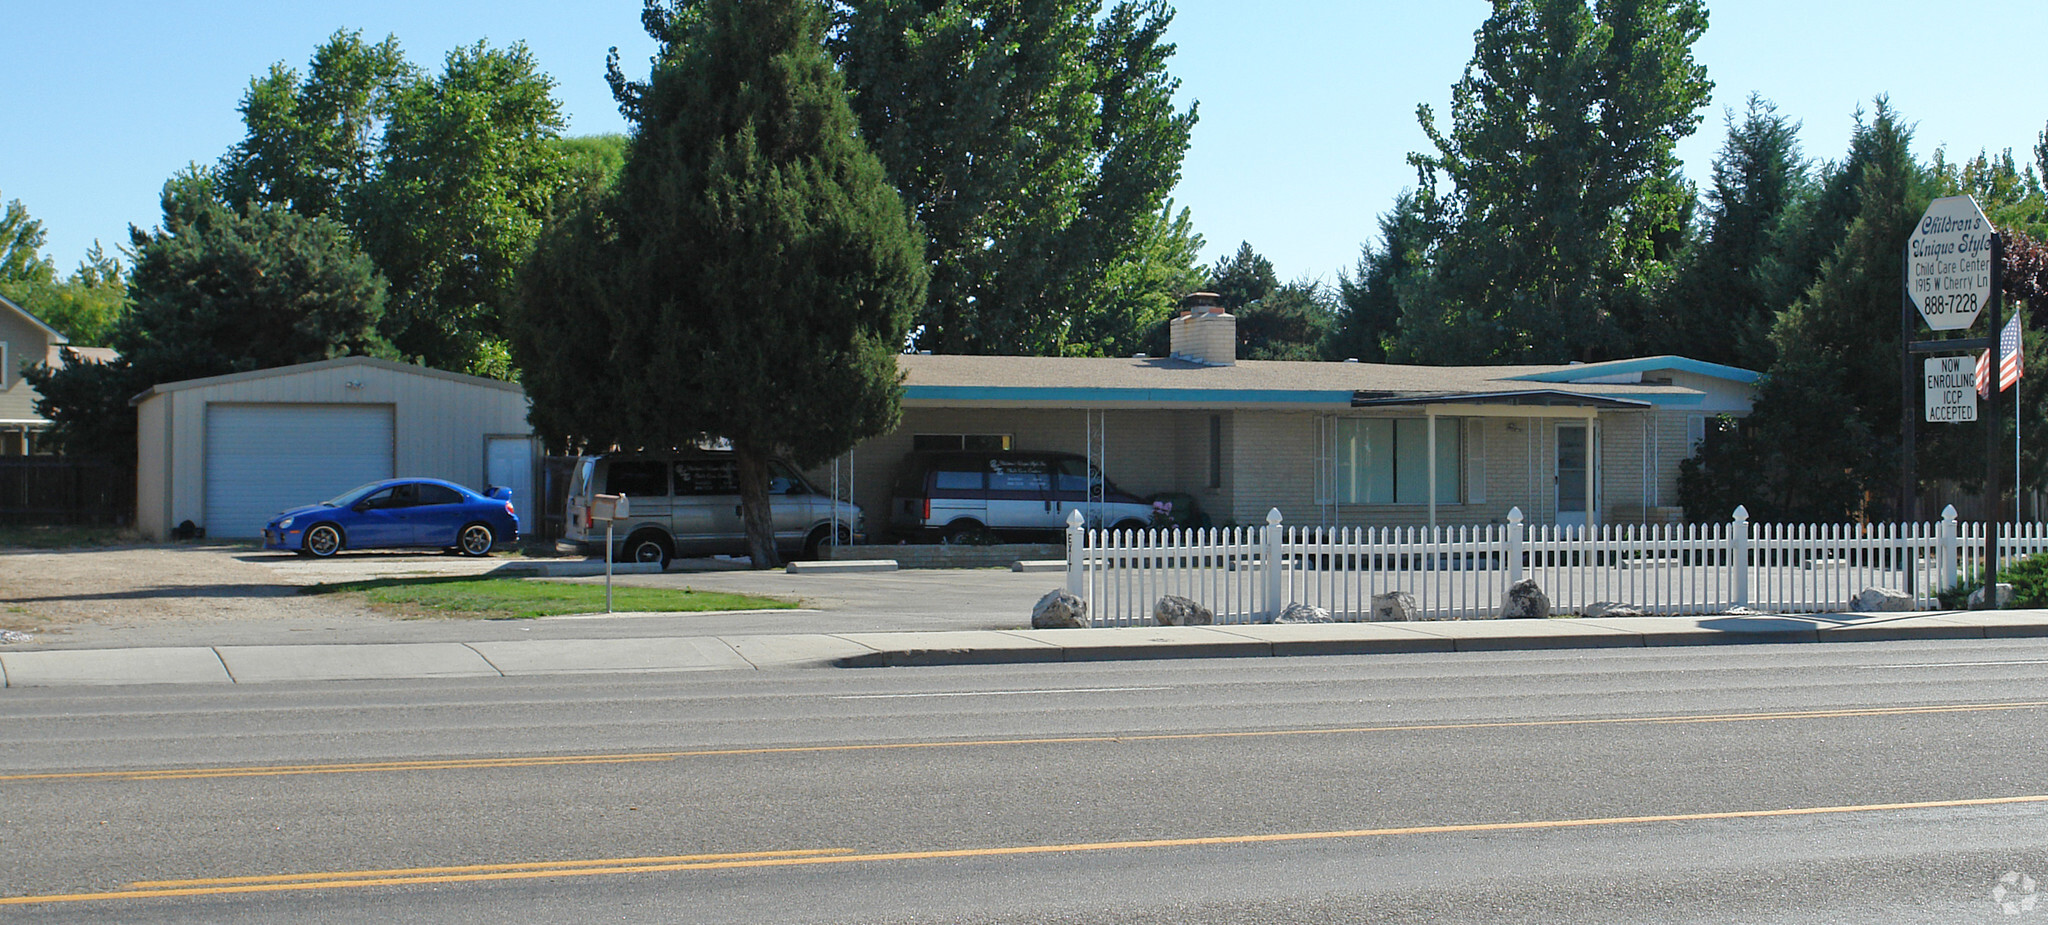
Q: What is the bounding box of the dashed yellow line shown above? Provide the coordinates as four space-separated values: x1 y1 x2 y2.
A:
6 794 2048 905
5 700 2045 784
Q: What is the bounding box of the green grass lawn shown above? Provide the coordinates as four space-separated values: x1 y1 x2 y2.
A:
303 576 798 620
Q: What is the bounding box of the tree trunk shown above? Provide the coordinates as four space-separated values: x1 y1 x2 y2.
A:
733 441 781 569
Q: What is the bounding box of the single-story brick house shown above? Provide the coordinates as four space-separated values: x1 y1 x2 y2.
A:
832 302 1758 533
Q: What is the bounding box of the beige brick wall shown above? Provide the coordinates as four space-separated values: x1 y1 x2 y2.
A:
838 404 1723 537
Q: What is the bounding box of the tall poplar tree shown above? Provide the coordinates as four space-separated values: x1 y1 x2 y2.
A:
585 0 927 567
1394 0 1712 363
832 0 1196 355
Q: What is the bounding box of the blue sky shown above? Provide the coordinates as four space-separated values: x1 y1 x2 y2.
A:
6 1 2048 290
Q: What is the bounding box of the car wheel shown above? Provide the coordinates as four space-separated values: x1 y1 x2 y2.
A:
804 524 853 560
624 531 673 569
942 521 986 545
304 523 344 558
458 523 496 557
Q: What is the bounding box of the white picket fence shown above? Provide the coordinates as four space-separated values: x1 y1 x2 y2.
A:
1062 506 2048 625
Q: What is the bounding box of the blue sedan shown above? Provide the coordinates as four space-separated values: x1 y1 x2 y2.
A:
263 479 519 557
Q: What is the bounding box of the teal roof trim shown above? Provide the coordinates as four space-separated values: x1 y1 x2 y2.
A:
906 385 1358 405
1500 356 1761 384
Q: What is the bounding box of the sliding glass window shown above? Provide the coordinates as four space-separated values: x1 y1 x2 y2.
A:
1336 418 1460 504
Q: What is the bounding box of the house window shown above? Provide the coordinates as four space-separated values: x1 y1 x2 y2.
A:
913 433 1012 451
1335 418 1461 504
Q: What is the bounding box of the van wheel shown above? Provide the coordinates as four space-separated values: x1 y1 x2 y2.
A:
623 531 673 569
943 521 988 545
805 524 853 560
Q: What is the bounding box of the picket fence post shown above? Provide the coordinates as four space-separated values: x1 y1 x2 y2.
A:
1506 507 1525 585
1263 508 1284 619
1730 505 1750 609
1938 505 1959 593
1065 509 1085 598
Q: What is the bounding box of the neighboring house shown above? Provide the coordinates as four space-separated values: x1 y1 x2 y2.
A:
0 293 112 454
130 357 538 540
827 300 1758 534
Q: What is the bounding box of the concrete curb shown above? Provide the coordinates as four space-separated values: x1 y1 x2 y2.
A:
6 611 2048 686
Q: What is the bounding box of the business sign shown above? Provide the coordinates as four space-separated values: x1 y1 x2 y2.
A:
1925 355 1978 422
1907 195 1995 331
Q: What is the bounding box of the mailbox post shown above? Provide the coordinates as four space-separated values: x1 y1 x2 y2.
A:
591 493 629 613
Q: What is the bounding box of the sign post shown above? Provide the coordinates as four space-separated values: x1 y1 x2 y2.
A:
592 493 629 614
1901 195 2002 605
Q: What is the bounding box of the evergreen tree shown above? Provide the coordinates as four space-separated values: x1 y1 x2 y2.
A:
1235 279 1339 361
1650 95 1808 367
1206 241 1277 312
1334 191 1437 363
586 0 927 567
832 0 1196 355
1678 100 1926 520
1394 0 1712 363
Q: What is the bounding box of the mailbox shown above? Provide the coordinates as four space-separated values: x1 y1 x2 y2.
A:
592 493 629 522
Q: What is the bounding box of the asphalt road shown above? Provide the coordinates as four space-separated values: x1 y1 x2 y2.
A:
6 639 2048 923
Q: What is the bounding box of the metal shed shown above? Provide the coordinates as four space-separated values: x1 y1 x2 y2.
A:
131 357 535 540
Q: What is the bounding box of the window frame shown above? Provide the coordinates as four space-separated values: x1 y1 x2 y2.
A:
1333 416 1464 506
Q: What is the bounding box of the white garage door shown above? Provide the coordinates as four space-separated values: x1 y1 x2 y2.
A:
205 404 395 538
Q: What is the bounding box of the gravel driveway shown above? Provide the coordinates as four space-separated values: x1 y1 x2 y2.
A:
0 544 515 649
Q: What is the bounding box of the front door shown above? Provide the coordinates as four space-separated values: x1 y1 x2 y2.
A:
1556 423 1597 527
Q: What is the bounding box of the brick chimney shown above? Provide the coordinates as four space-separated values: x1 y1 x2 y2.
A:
1169 292 1235 366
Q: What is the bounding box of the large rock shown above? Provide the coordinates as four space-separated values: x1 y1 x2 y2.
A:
1371 591 1418 622
1153 594 1214 626
1850 587 1913 613
1269 602 1333 624
1032 588 1090 628
1500 579 1551 619
1967 583 2015 610
1581 601 1647 618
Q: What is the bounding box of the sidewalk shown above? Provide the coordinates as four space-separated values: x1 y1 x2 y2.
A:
4 609 2047 687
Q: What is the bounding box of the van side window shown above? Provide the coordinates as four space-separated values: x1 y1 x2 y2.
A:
674 461 739 495
934 471 982 491
607 461 669 498
1053 458 1093 492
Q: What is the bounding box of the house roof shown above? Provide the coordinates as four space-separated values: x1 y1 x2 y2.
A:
128 355 524 406
0 292 67 344
896 354 1751 410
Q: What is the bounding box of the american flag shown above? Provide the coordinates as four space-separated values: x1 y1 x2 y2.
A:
1977 314 2024 397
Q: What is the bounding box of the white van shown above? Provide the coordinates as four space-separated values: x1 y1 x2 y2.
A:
563 452 863 567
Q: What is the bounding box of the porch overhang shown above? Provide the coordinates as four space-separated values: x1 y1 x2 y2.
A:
1350 389 1653 418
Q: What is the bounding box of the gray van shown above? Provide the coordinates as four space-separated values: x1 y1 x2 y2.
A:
889 451 1155 542
563 452 863 567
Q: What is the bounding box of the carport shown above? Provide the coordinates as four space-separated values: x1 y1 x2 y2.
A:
131 357 536 540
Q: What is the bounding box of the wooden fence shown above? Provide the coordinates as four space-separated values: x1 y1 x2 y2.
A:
0 456 133 526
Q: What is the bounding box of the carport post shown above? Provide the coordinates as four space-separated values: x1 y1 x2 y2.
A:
605 518 614 614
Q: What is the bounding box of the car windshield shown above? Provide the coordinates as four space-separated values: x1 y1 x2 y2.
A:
322 482 389 507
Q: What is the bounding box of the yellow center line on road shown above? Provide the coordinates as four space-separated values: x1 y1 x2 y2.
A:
6 794 2048 906
124 848 855 888
6 700 2045 784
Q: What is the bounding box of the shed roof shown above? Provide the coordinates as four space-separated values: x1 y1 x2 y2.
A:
896 354 1746 409
128 355 524 406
